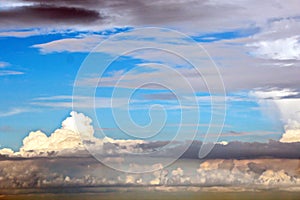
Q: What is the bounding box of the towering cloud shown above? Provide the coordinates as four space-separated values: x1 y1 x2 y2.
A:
18 111 91 157
280 127 300 143
0 111 149 158
251 88 300 143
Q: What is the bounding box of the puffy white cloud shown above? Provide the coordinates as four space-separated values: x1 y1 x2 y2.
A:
0 111 152 158
251 88 300 143
0 148 14 156
18 111 92 157
280 129 300 143
62 111 94 139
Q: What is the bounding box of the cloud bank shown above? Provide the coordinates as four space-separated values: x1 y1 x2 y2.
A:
0 111 299 159
0 158 299 189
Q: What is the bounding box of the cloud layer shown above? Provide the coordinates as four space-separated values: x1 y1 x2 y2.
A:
1 111 299 159
0 157 299 189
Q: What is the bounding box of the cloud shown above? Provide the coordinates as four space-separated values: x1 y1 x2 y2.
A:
280 128 300 143
32 28 300 93
0 111 299 189
0 157 298 189
18 111 90 157
3 111 150 157
249 88 299 100
0 148 14 156
251 88 300 143
280 118 300 143
248 36 300 60
0 108 29 117
0 62 9 68
0 61 24 76
0 0 298 34
0 70 24 76
1 111 299 160
0 4 102 29
32 35 104 54
0 30 43 38
258 170 297 185
31 95 132 109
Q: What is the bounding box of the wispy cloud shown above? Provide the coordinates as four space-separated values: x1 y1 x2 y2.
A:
0 62 9 68
0 70 24 76
32 35 104 54
0 61 24 76
0 108 29 117
0 29 41 38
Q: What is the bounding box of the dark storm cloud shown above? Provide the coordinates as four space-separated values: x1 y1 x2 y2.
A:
0 4 101 26
134 140 300 159
22 0 237 22
0 0 242 31
179 140 300 159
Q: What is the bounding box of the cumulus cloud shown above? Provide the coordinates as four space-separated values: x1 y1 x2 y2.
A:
0 148 14 157
1 111 299 160
0 111 151 158
251 88 300 143
0 153 299 189
280 128 300 143
16 111 98 157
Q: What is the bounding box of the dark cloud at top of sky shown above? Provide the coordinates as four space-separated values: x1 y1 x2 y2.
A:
0 4 102 27
2 0 229 29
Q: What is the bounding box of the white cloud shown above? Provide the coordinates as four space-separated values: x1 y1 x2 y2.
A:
0 62 9 68
0 70 24 76
248 36 300 60
0 111 150 158
249 88 298 100
0 0 34 10
19 112 91 156
280 129 300 143
32 35 104 54
251 88 300 143
0 61 24 76
0 148 14 156
31 95 130 109
0 108 29 117
0 30 41 38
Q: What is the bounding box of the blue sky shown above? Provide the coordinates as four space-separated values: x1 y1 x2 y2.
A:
1 0 300 150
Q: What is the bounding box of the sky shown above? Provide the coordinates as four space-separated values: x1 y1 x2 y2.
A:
0 0 300 152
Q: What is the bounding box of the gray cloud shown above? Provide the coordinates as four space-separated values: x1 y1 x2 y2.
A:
0 0 298 33
0 157 299 190
0 3 102 29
